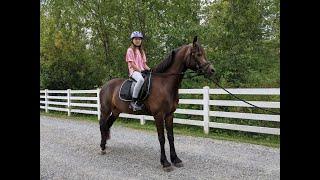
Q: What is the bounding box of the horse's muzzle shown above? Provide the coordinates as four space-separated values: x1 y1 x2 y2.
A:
207 65 215 77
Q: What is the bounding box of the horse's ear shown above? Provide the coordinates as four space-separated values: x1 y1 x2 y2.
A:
170 50 176 60
193 36 198 47
172 50 176 56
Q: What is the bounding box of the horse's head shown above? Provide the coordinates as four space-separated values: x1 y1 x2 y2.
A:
185 36 215 77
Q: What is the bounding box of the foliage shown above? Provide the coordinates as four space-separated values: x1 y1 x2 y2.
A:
40 0 279 89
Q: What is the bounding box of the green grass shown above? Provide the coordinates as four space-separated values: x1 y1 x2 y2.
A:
40 110 279 148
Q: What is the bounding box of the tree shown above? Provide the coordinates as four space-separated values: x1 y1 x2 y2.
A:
40 0 279 89
201 0 279 87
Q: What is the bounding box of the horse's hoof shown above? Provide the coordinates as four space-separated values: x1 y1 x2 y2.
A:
173 162 183 168
100 149 106 155
100 148 112 155
163 166 174 172
171 157 183 167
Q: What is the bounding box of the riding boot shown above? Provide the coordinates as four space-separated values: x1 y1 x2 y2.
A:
130 98 143 111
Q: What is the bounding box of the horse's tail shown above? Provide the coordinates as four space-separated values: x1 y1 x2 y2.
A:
99 81 113 118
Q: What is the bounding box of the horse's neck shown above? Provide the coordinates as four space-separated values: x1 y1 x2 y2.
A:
163 46 188 93
166 46 189 74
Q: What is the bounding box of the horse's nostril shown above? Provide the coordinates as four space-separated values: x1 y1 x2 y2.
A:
211 69 215 73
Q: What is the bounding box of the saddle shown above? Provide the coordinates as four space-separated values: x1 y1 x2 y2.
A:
119 72 152 102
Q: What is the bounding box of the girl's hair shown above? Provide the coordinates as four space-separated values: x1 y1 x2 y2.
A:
129 43 146 60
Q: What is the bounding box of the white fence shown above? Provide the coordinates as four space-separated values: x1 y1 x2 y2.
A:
40 87 280 135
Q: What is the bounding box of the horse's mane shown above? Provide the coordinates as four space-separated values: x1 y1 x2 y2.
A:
152 48 181 73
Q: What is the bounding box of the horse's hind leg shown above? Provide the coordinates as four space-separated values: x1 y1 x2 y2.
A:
99 109 119 154
105 111 119 140
99 112 110 154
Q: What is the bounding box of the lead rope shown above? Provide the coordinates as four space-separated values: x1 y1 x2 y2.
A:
184 72 280 115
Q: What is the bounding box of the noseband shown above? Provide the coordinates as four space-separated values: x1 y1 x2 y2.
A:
196 61 210 74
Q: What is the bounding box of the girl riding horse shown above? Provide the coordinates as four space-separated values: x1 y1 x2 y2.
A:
99 36 215 171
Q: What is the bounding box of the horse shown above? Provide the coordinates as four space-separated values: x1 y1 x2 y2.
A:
99 36 215 171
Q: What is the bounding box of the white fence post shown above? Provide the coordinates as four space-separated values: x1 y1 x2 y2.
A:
140 115 145 125
67 89 71 116
203 86 210 134
45 89 48 113
97 88 101 120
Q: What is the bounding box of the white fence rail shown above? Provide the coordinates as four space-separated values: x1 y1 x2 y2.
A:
40 87 280 135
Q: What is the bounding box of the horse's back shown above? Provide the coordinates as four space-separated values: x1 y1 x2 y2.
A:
102 78 126 90
100 78 126 104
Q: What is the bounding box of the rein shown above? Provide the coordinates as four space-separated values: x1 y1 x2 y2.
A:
147 46 280 115
149 49 208 77
150 72 184 76
183 72 281 115
150 70 281 115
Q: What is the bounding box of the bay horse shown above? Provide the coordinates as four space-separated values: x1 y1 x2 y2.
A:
99 36 215 171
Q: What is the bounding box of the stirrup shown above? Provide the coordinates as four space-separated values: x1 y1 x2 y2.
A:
130 101 143 111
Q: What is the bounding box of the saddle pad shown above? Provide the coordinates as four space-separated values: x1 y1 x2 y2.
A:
119 73 152 102
119 80 134 101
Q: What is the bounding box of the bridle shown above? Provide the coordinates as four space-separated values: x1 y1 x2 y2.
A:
187 45 211 76
148 46 280 115
195 61 210 75
150 45 211 77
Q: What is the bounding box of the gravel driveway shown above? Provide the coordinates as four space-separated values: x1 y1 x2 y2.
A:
40 115 279 180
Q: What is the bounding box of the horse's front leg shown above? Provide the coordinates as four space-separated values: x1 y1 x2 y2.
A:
154 114 172 171
165 114 183 167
